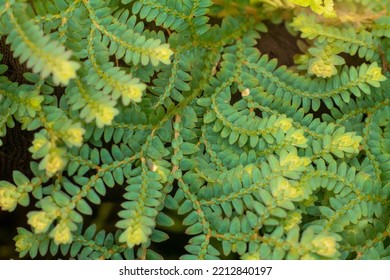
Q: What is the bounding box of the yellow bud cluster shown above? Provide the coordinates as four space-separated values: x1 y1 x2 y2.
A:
50 57 80 85
275 116 293 133
27 211 53 234
120 82 146 105
283 211 302 232
89 102 119 128
280 150 311 171
149 44 174 65
331 132 362 154
63 126 85 147
28 95 44 111
311 235 338 257
39 148 67 177
289 129 308 147
289 0 336 18
30 136 50 154
0 183 19 212
15 233 33 253
366 63 386 83
308 59 337 78
119 222 149 248
51 221 73 245
272 177 303 201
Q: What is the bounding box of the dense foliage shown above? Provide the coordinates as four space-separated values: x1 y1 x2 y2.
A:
0 0 389 260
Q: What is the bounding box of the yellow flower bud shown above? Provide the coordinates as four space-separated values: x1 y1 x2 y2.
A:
0 184 19 212
64 126 85 147
40 149 67 177
149 44 173 65
366 64 386 82
272 177 303 201
290 129 308 147
283 211 302 232
321 0 337 18
51 59 80 86
289 0 336 18
332 132 362 154
275 117 293 133
51 222 73 245
46 154 66 175
14 233 33 253
308 59 337 78
289 0 310 7
121 82 146 105
92 103 119 128
311 235 337 257
28 95 44 111
280 150 311 171
30 137 50 154
337 135 355 147
28 211 53 234
119 223 149 248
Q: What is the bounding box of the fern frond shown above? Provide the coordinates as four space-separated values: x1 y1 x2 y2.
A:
291 15 379 61
84 29 146 104
122 0 213 35
84 1 173 66
3 2 80 85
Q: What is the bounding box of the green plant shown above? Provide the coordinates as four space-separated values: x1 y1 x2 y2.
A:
0 0 389 260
